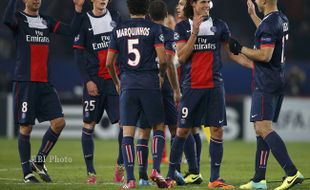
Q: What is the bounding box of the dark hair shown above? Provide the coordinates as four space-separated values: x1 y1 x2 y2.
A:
184 0 197 18
127 0 149 15
148 0 168 21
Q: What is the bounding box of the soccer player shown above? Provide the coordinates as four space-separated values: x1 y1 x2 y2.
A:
106 0 167 188
3 0 84 183
229 0 304 189
135 0 181 187
166 0 253 188
73 0 123 184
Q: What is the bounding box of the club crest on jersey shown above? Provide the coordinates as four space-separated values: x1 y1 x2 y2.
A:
174 32 180 41
210 26 217 33
110 21 117 28
159 34 164 43
74 34 80 42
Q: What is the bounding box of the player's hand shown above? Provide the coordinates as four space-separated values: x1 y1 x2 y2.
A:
192 15 203 35
86 81 99 96
115 80 121 95
247 0 256 16
73 0 85 12
229 38 243 55
159 76 164 89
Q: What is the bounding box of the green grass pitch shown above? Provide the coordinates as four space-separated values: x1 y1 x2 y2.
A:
0 138 309 189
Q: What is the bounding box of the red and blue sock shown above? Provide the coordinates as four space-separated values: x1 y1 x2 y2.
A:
152 130 165 173
136 139 149 180
253 136 270 182
122 136 135 181
35 127 60 165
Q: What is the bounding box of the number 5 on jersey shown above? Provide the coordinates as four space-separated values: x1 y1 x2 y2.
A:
128 39 141 66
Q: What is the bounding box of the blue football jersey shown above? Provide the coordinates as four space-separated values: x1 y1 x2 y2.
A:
253 11 289 93
109 18 164 90
73 10 121 80
3 0 81 82
174 17 230 89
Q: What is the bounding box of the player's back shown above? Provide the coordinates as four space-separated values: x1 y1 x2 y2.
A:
109 18 164 90
254 11 289 93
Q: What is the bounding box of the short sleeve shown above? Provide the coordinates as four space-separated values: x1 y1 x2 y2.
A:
174 22 188 43
73 26 86 49
164 29 176 55
259 23 277 47
153 24 164 47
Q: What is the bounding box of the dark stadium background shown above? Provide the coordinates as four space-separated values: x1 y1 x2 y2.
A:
0 0 309 95
0 0 309 140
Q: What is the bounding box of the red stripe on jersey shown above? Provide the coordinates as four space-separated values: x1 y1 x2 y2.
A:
154 43 164 47
98 50 119 79
260 44 275 48
108 48 118 53
30 44 49 82
53 21 61 33
165 50 175 55
73 45 85 49
190 51 214 88
176 40 187 43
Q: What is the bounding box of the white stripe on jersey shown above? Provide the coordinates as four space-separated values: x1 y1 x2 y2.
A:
20 12 48 29
189 17 214 36
87 10 114 35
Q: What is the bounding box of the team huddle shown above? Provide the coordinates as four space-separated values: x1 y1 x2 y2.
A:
3 0 305 189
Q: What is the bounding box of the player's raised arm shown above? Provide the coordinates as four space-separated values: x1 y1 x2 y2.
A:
3 0 18 30
247 0 261 28
176 15 203 64
49 0 84 36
